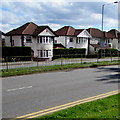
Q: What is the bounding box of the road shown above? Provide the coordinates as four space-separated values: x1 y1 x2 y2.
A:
2 65 119 118
1 57 119 70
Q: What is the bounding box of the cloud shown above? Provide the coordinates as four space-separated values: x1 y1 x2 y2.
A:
0 1 118 33
44 23 62 30
78 25 93 29
2 0 119 2
0 23 15 33
104 18 118 28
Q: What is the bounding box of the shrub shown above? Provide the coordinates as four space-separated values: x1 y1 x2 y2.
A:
98 48 118 57
53 48 86 59
2 46 32 62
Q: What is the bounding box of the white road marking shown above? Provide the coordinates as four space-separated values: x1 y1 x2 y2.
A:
7 86 32 92
110 72 118 75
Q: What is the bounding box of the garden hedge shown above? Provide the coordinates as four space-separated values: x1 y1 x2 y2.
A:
2 46 32 62
98 48 119 57
53 48 86 59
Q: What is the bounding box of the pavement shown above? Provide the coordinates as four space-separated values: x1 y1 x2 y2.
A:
0 57 119 70
2 65 119 118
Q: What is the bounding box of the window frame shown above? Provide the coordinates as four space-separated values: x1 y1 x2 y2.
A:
26 35 32 43
38 50 52 58
76 37 86 44
69 37 73 42
37 36 53 44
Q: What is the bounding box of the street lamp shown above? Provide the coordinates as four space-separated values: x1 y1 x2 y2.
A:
101 1 118 31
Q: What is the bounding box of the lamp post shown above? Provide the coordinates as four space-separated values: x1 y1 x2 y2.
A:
101 1 118 31
101 1 118 57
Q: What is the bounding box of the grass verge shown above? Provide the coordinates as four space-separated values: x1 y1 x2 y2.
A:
38 93 119 119
1 60 120 77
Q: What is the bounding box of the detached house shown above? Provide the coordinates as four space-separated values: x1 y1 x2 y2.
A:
117 32 120 51
87 28 103 46
5 22 56 60
0 31 5 46
55 26 92 55
87 28 119 54
107 29 119 49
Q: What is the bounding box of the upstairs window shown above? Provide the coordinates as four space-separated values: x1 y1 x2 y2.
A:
69 37 73 42
105 39 112 44
26 35 32 43
37 36 54 44
76 37 87 44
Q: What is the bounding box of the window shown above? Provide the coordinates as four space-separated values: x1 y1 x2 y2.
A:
40 50 43 57
46 50 48 57
37 37 39 43
26 35 32 43
118 39 120 43
38 50 52 58
46 37 48 43
76 38 82 43
37 36 53 44
76 37 87 44
76 38 79 43
105 39 112 44
54 40 57 43
70 37 73 42
40 37 42 43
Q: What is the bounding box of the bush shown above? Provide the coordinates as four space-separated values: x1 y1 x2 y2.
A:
53 48 86 59
98 48 118 57
2 46 32 62
86 54 98 58
2 46 31 56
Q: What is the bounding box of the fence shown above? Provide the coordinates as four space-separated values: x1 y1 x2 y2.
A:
0 53 120 71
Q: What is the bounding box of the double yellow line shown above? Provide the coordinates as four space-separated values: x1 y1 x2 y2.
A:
16 90 119 119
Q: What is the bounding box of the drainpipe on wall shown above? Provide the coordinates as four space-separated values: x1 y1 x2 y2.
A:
65 36 67 48
87 38 90 55
21 35 25 47
10 36 12 46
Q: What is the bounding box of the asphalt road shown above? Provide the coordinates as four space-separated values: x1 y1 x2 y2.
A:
2 65 119 118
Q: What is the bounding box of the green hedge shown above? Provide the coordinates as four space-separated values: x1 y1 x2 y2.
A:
98 48 119 57
2 46 32 62
53 48 86 59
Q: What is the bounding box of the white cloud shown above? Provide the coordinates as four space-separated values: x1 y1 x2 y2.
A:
1 10 25 24
0 24 13 33
78 25 93 29
44 23 62 31
104 18 118 28
91 13 102 20
3 0 118 2
0 1 118 32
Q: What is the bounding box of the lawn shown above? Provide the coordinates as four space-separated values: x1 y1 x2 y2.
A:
38 93 119 119
1 60 120 77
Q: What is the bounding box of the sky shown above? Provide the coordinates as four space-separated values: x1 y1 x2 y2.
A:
0 0 119 33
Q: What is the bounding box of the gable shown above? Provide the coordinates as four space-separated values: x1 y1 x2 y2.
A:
38 28 55 36
77 30 92 38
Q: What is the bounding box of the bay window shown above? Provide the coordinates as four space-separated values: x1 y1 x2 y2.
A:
105 39 112 44
76 37 87 44
38 50 52 58
37 36 54 44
